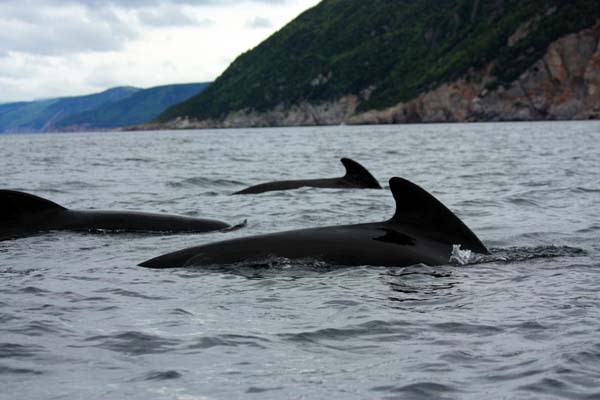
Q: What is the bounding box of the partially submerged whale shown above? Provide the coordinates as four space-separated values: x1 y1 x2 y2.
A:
0 190 231 241
140 177 489 269
232 158 381 195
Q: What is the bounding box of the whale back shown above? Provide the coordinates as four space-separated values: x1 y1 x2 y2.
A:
0 190 65 221
388 177 489 254
341 158 381 189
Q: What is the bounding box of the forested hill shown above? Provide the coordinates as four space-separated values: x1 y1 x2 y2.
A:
156 0 600 127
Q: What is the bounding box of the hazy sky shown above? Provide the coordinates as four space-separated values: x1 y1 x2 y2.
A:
0 0 320 103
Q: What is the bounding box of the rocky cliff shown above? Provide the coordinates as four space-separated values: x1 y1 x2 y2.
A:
350 23 600 124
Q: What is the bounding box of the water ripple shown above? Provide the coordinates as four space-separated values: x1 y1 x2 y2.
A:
372 382 460 400
0 366 44 375
186 334 270 350
95 288 171 300
279 320 415 344
81 332 180 355
135 370 183 381
0 343 44 359
167 177 244 188
490 245 587 263
2 123 600 399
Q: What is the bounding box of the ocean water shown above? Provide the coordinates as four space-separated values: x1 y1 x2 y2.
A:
1 122 599 399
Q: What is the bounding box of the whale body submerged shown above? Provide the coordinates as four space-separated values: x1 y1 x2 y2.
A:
140 177 489 269
0 190 231 241
233 158 381 195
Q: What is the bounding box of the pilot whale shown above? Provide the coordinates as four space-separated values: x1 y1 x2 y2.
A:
140 177 489 269
233 158 381 195
0 190 231 241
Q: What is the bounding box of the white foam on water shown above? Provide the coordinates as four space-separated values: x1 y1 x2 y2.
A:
449 244 474 265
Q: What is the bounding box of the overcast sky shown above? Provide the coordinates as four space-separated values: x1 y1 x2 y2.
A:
0 0 320 103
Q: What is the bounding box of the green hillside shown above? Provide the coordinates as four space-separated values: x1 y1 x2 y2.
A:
159 0 600 122
57 83 209 129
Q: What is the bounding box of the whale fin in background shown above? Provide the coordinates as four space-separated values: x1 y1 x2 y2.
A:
388 177 489 255
0 190 66 220
340 158 381 188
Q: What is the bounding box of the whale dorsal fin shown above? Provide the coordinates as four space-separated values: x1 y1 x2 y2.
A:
388 177 489 254
0 190 65 220
341 158 381 188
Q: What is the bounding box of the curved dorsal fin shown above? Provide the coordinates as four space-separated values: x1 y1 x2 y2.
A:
388 177 489 254
340 158 381 188
0 190 66 220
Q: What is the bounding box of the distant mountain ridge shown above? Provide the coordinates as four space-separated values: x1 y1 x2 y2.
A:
56 83 210 130
0 83 208 133
0 87 139 133
153 0 600 128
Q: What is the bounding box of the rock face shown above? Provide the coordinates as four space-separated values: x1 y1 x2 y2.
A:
354 23 600 124
153 23 600 130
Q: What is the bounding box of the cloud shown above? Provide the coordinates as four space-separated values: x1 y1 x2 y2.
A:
116 0 293 6
0 53 96 102
0 4 138 56
0 55 42 79
137 8 215 27
0 0 321 102
246 16 274 29
26 0 295 9
0 0 299 56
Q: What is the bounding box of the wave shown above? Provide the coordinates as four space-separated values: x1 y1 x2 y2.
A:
0 366 43 376
486 245 587 263
80 331 180 356
185 334 270 351
167 177 244 188
132 370 182 381
0 342 44 359
95 288 171 301
371 382 461 399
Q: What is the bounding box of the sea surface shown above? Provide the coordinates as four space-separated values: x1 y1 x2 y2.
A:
1 122 599 399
